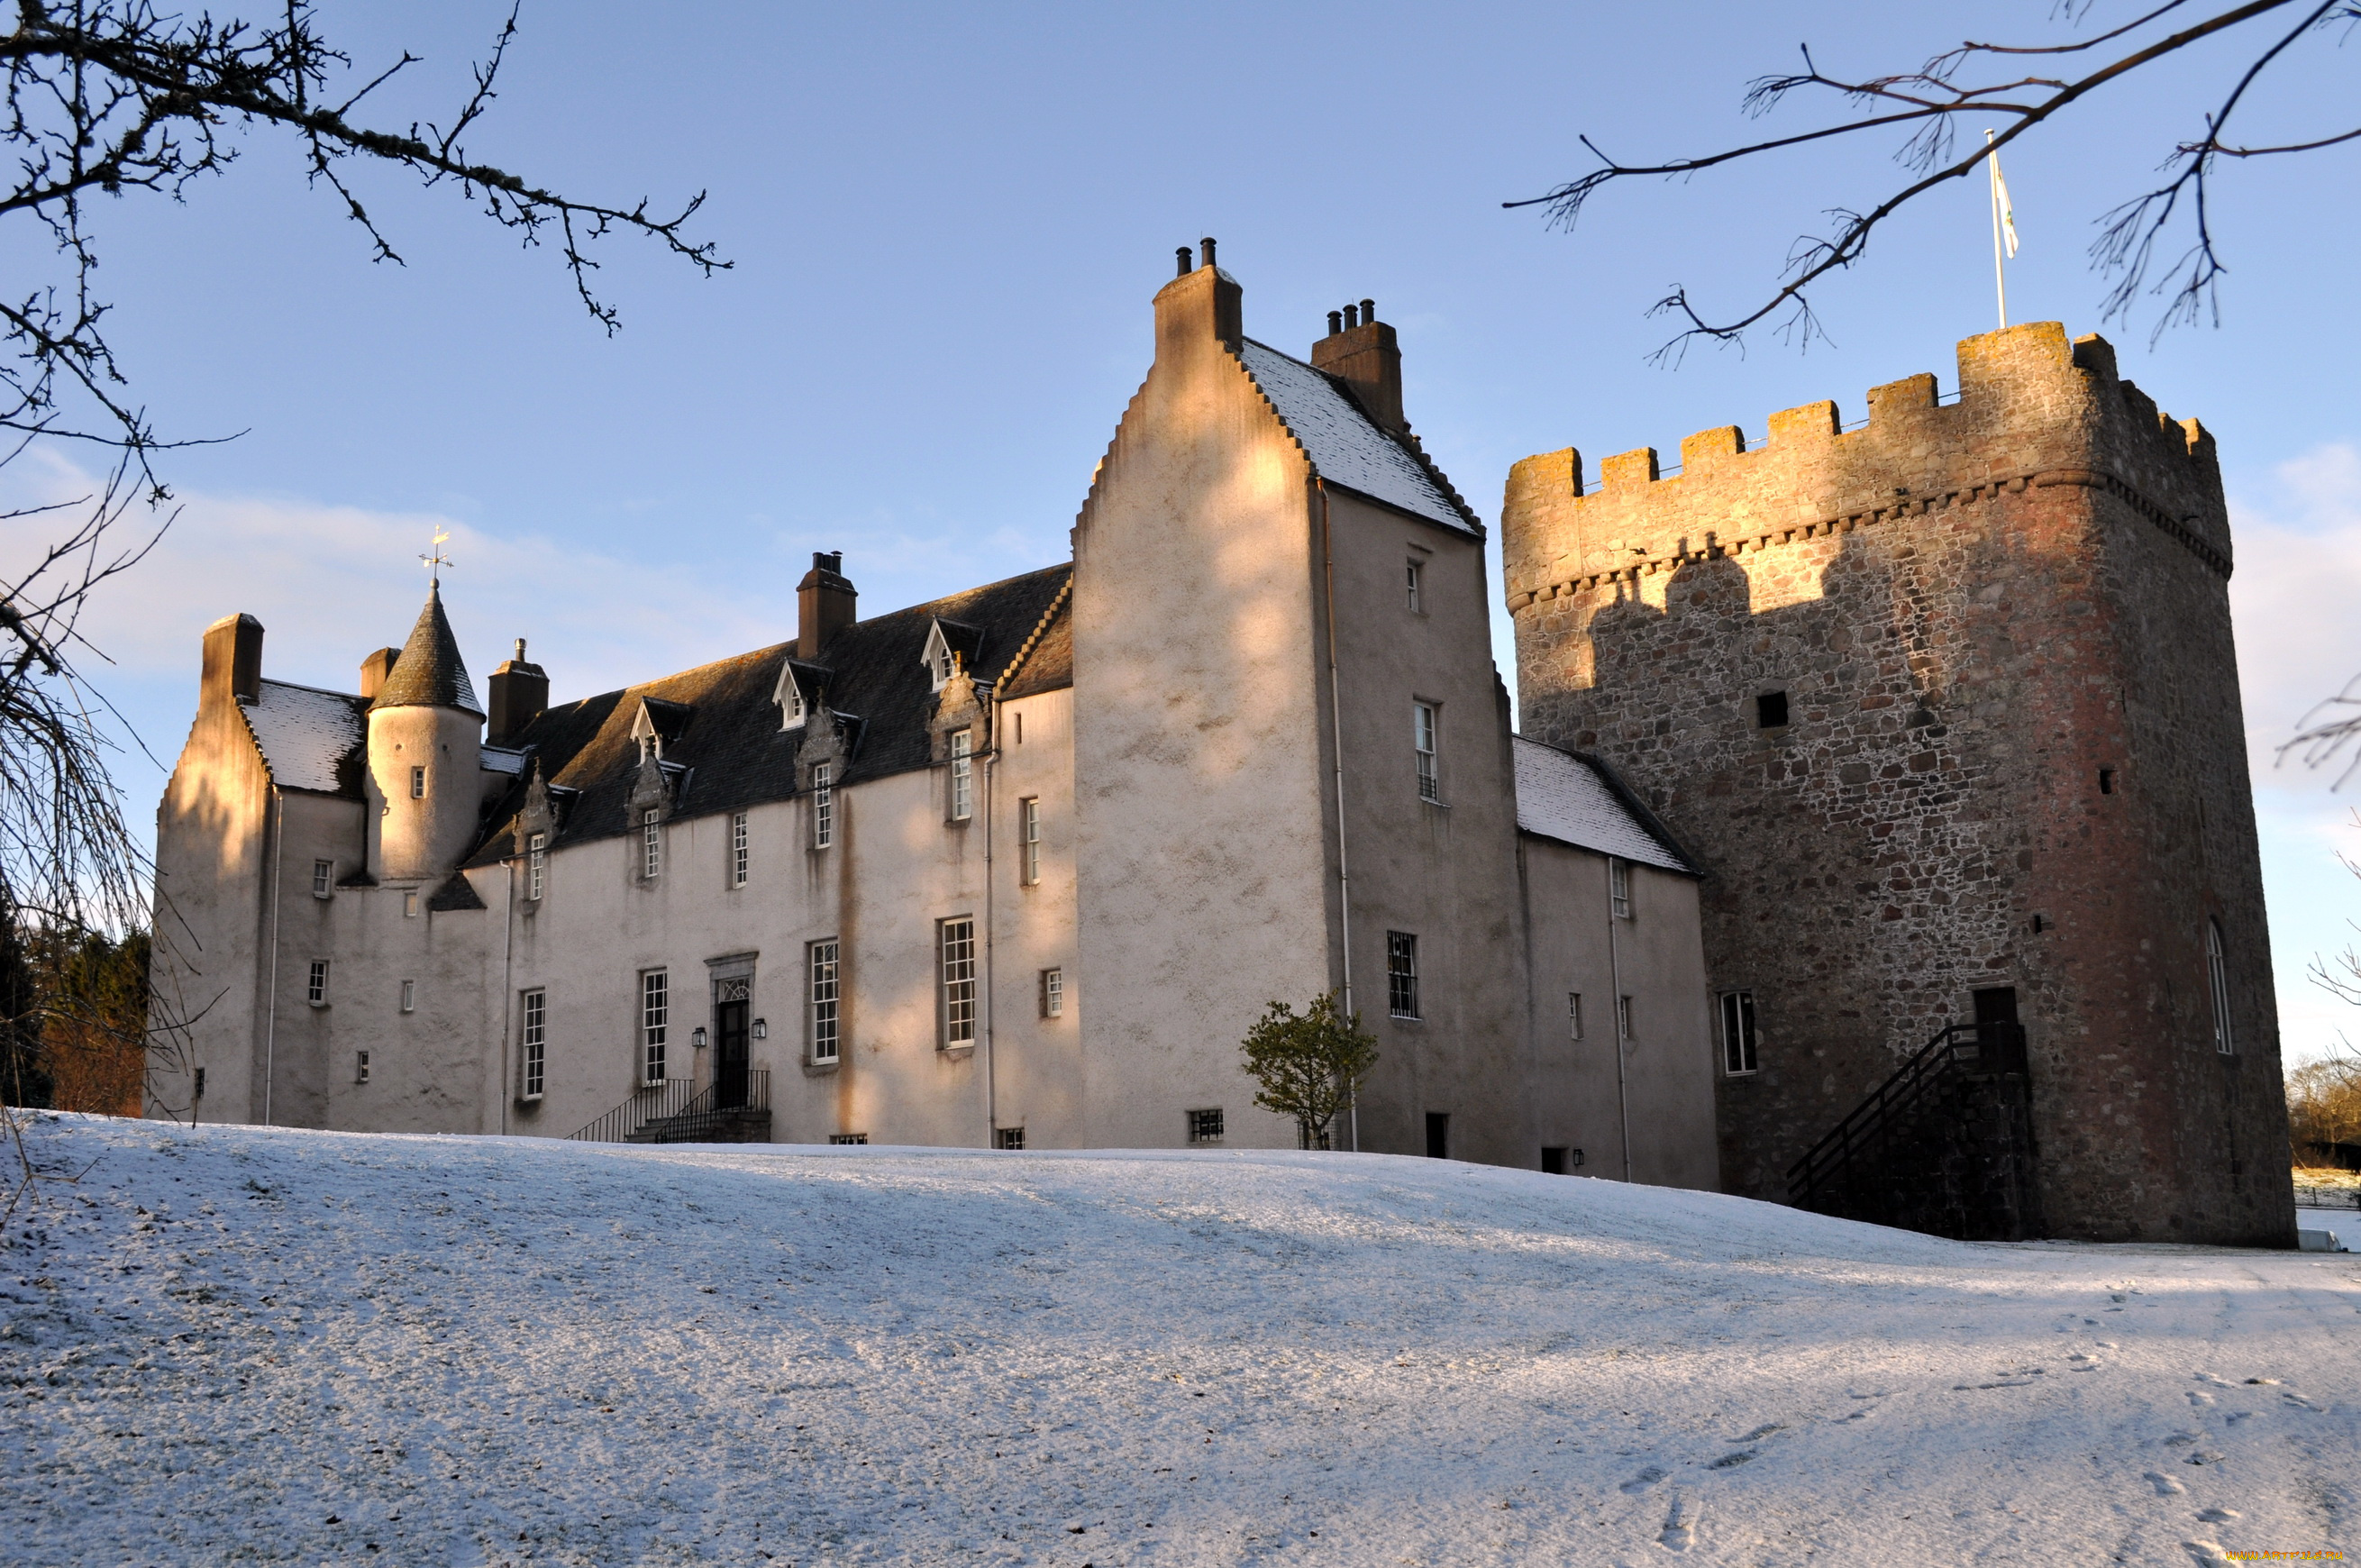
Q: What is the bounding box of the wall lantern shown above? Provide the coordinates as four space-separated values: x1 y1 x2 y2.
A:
752 1017 768 1040
691 1026 709 1049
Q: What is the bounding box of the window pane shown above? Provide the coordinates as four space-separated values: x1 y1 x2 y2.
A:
943 919 976 1044
814 762 834 849
810 941 840 1062
643 971 669 1081
1388 932 1419 1018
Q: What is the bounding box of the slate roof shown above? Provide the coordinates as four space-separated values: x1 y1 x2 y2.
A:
467 563 1073 864
242 680 369 797
1236 341 1481 535
1510 736 1698 875
372 584 482 716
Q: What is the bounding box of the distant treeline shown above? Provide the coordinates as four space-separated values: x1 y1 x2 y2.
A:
0 909 148 1117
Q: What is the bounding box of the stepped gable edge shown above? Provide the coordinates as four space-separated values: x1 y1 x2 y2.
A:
1500 322 2229 615
465 562 1071 866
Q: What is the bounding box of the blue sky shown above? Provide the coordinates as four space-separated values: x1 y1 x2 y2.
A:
16 1 2358 1062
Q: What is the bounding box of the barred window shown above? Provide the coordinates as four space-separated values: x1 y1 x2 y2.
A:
828 1132 869 1145
809 940 841 1064
642 970 670 1083
941 918 976 1046
731 811 750 888
995 1126 1026 1150
409 765 426 800
521 989 546 1099
355 1050 370 1085
642 810 663 880
1720 989 1758 1075
312 859 333 898
1387 932 1420 1019
1609 858 1631 920
950 730 973 821
1040 966 1063 1018
1020 797 1041 885
1568 991 1583 1041
526 832 546 901
306 959 329 1007
812 762 834 849
1413 703 1439 802
1187 1108 1224 1144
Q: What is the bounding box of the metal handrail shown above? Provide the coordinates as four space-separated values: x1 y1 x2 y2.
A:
569 1077 699 1144
632 1071 771 1144
1787 1021 2026 1206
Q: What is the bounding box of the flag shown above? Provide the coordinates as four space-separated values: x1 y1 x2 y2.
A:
1991 150 2019 259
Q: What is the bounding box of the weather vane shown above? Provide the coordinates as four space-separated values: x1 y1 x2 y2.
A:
421 526 454 586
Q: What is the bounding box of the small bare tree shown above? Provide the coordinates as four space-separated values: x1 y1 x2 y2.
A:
1239 993 1379 1152
0 4 726 1145
1508 1 2361 360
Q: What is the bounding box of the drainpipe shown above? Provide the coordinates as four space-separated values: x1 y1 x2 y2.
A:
262 785 286 1126
1607 857 1632 1182
981 695 998 1148
498 856 516 1136
1316 479 1357 1153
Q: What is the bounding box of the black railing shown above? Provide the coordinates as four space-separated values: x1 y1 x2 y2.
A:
2295 1185 2361 1213
567 1071 771 1144
1784 1025 2030 1227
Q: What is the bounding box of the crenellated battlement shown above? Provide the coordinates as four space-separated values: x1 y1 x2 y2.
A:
1501 323 2229 612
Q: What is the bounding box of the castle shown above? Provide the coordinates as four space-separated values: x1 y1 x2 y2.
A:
1501 322 2293 1245
144 248 1721 1184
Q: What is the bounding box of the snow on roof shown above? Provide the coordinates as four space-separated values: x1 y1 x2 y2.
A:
481 745 529 777
242 679 366 795
1237 341 1476 534
1512 735 1695 873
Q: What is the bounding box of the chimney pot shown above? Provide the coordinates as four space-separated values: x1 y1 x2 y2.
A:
1175 245 1192 277
1309 306 1407 435
1327 309 1343 335
1361 298 1375 324
1344 303 1358 329
201 613 265 711
487 640 549 744
1199 235 1217 269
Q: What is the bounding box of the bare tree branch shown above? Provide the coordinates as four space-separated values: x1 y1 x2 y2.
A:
1507 0 2358 358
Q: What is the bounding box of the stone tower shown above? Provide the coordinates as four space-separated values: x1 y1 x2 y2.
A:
1501 322 2293 1245
365 582 486 886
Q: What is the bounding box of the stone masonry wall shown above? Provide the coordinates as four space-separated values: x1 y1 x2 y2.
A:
1501 323 2291 1244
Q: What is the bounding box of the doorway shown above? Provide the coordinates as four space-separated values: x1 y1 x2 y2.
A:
716 996 750 1108
1425 1113 1450 1160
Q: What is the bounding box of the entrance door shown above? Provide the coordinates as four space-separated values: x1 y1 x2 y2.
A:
1972 986 2024 1071
716 998 750 1108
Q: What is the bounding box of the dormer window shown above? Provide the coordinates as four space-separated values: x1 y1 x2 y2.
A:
922 622 959 692
773 664 808 730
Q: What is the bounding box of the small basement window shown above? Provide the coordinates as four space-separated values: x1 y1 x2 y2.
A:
355 1051 370 1085
1187 1108 1225 1145
2099 767 2118 795
1756 691 1789 729
995 1127 1026 1151
828 1133 869 1145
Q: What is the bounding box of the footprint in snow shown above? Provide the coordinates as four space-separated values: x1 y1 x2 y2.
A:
2145 1472 2187 1496
2196 1508 2240 1523
2182 1540 2229 1564
1618 1465 1666 1495
1658 1494 1697 1554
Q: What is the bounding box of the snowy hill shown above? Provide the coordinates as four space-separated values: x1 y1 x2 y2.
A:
3 1116 2356 1565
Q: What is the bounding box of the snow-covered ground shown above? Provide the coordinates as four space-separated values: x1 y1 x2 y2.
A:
4 1116 2357 1566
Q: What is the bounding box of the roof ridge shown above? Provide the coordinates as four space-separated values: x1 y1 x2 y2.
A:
258 676 367 705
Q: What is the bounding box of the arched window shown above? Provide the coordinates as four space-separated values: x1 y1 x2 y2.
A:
2205 919 2235 1055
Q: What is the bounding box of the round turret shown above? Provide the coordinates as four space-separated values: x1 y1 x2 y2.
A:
364 583 485 884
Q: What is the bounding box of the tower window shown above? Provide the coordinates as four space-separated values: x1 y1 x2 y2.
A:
1756 691 1789 729
403 890 418 919
520 989 545 1099
950 730 974 822
940 917 977 1046
399 979 416 1014
2206 919 2235 1055
355 1051 370 1085
812 762 834 849
409 765 426 799
1040 966 1064 1018
1414 703 1439 802
809 940 841 1064
641 970 670 1083
1387 932 1420 1019
731 811 750 888
1719 989 1758 1075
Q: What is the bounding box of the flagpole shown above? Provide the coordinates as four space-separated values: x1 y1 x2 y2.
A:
1986 130 2008 331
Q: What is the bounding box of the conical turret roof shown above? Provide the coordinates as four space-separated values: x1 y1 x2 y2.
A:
369 582 483 716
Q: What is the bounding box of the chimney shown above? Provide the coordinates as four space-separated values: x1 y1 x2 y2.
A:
357 646 400 701
1311 296 1405 434
487 639 550 744
200 613 264 710
1153 235 1244 364
796 552 857 660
